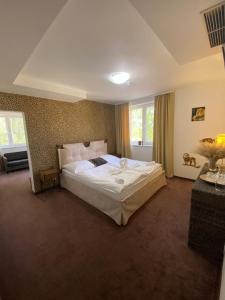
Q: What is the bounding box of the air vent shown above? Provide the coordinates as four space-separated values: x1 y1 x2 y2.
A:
202 2 225 48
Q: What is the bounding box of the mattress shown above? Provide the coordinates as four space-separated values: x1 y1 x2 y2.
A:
61 163 163 201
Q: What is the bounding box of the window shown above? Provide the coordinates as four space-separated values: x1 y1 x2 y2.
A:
0 112 26 148
0 117 9 146
130 102 154 146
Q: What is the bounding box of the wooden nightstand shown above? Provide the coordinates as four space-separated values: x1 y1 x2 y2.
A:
39 167 58 191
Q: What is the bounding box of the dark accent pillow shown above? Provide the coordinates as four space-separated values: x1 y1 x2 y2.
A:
89 157 107 167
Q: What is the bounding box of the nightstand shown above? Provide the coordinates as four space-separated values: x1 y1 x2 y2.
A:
39 167 58 191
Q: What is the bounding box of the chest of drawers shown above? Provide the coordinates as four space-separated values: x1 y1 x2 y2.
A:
188 168 225 261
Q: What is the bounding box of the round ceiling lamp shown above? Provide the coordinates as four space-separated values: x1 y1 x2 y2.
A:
109 72 130 85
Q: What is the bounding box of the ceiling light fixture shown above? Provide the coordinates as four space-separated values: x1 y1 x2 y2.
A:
109 72 130 85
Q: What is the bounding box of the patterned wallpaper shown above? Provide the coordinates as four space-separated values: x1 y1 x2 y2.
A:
0 92 116 192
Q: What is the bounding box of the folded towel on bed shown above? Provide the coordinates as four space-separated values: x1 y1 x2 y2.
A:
120 158 128 169
115 178 125 184
111 169 122 175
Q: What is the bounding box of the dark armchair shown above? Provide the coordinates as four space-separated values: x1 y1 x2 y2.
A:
3 151 29 173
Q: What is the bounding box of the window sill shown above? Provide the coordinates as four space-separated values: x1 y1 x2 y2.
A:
131 144 152 147
0 144 26 149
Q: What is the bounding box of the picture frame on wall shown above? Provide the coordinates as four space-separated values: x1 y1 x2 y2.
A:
191 107 205 121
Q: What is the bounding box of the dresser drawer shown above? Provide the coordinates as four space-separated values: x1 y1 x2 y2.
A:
189 220 225 260
190 202 225 228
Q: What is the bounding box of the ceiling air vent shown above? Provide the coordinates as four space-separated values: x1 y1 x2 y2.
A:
202 2 225 48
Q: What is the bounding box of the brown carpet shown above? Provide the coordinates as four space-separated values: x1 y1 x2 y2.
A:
0 170 221 300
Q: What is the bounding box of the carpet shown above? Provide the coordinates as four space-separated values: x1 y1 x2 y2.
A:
0 170 221 300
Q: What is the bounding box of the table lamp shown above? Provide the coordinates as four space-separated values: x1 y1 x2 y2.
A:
216 134 225 145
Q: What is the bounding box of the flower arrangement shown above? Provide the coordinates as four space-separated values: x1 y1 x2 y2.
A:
196 136 225 171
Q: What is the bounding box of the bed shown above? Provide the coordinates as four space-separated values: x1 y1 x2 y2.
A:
58 140 166 225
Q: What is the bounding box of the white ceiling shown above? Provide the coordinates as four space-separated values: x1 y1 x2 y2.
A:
0 0 70 101
130 0 221 64
1 0 225 103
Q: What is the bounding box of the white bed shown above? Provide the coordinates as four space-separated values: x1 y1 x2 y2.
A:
58 140 166 225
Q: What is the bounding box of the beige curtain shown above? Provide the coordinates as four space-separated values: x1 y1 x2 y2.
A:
153 92 175 177
115 103 131 157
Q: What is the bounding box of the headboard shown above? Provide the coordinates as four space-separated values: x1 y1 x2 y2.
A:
57 140 107 169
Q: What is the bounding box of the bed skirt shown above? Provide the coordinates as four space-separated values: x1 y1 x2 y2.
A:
60 171 167 225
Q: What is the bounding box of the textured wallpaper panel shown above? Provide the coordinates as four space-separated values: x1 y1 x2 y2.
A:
0 92 116 192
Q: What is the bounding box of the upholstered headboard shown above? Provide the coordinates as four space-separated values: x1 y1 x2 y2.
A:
57 140 107 169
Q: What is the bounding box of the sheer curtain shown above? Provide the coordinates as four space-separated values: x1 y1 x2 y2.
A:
152 92 175 177
115 103 131 157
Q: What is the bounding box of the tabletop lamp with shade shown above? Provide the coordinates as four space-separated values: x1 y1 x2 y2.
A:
196 134 225 172
216 134 225 171
216 134 225 145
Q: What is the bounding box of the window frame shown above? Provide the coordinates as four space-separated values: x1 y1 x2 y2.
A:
130 101 154 147
0 111 26 149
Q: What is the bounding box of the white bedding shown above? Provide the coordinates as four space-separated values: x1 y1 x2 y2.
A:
62 156 162 201
59 143 167 225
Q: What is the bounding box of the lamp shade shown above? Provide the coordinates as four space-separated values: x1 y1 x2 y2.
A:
216 134 225 145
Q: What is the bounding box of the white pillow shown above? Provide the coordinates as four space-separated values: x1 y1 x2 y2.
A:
63 160 94 174
100 154 120 166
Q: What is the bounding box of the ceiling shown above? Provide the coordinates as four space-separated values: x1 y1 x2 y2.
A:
130 0 221 64
1 0 225 103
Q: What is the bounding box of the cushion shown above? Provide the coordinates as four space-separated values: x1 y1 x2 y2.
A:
89 157 107 167
90 140 107 157
7 159 28 167
63 160 95 174
63 143 97 161
4 151 28 161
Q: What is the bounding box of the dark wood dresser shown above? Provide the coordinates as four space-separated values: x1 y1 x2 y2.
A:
188 167 225 261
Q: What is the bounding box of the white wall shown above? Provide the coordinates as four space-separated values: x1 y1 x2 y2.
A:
174 80 225 179
130 95 154 161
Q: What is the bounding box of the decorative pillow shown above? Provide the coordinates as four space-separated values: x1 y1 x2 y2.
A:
89 157 107 167
63 160 95 174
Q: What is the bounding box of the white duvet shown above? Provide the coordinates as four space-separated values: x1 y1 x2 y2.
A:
63 155 162 195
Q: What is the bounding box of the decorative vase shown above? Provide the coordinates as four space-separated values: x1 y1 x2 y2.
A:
208 157 217 172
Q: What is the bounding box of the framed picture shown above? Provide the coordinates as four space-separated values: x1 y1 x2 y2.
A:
191 107 205 121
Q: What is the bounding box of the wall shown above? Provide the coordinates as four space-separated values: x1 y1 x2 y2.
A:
0 92 116 191
174 80 225 179
129 95 154 161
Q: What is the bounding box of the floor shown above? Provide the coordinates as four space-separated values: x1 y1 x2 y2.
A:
0 170 221 300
